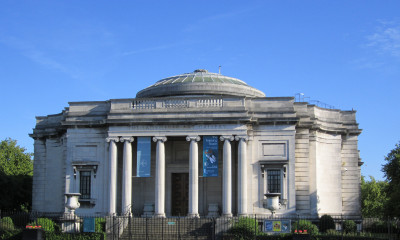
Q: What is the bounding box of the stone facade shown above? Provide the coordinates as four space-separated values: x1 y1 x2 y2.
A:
30 70 362 217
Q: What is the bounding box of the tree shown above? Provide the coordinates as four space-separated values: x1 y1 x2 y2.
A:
382 142 400 218
0 138 33 210
361 176 388 218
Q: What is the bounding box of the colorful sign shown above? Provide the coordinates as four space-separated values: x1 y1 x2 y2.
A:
203 136 219 177
137 137 151 177
264 220 291 233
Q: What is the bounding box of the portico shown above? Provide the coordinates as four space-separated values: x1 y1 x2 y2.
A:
106 124 250 217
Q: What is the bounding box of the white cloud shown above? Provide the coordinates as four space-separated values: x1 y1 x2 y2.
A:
365 21 400 57
0 35 81 79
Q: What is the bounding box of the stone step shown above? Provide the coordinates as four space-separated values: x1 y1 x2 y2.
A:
117 218 214 240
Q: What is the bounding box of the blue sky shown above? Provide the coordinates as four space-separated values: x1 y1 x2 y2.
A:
0 1 399 180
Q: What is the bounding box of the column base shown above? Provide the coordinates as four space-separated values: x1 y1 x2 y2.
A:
187 213 200 218
153 213 166 218
221 213 233 218
238 213 248 217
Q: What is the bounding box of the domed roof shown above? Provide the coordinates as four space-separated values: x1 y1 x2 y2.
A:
136 69 266 98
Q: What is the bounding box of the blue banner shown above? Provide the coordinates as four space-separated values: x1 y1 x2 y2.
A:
137 137 151 177
203 136 218 177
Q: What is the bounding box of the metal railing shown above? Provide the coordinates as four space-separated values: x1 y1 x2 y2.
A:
0 211 399 240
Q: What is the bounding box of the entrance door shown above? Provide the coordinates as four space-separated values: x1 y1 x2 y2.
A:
171 173 189 216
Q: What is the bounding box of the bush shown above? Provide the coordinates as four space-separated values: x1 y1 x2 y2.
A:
95 217 105 233
255 234 292 240
228 217 261 240
319 215 335 233
0 229 22 240
45 232 103 240
29 218 55 232
325 229 339 235
343 220 356 233
0 217 15 230
292 220 319 235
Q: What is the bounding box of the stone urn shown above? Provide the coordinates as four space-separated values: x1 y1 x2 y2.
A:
264 193 281 215
65 193 81 216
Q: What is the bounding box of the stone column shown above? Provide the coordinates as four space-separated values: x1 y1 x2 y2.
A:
153 136 167 218
106 137 119 215
235 136 248 216
220 135 234 217
186 136 201 218
120 137 134 215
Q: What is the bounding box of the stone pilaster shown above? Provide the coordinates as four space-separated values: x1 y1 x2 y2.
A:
120 137 134 215
153 136 167 218
186 136 201 218
32 138 46 212
220 135 234 217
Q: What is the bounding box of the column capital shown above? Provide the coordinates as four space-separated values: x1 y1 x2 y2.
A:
235 136 249 142
106 137 120 143
120 137 135 142
153 136 167 143
186 136 201 142
220 135 234 142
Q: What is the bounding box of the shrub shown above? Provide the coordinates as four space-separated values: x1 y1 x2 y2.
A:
228 217 261 240
292 220 319 235
45 232 103 240
29 218 55 232
95 217 106 233
319 215 335 233
342 220 356 233
325 229 339 235
0 217 15 230
0 229 22 240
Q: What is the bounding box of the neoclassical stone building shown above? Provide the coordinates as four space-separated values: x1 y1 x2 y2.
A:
30 69 362 217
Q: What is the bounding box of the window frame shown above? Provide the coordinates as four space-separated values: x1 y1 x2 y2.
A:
72 161 99 206
261 163 288 205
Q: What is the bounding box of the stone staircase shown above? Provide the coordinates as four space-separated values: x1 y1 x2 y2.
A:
116 217 214 240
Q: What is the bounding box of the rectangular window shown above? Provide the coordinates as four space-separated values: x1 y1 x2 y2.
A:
79 171 91 199
267 169 281 193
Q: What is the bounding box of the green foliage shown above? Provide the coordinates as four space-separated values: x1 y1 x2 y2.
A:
255 234 292 239
364 219 399 234
29 218 55 232
228 217 261 240
0 138 33 210
382 142 400 218
342 220 356 233
0 229 22 240
0 217 15 230
361 176 388 218
325 229 339 235
45 232 104 240
319 215 335 233
0 139 33 176
292 220 319 235
95 217 105 233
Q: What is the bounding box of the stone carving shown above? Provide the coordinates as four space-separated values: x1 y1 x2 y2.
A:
106 137 120 142
120 136 134 142
186 136 201 142
235 136 249 142
265 193 281 216
152 136 167 143
220 135 234 142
